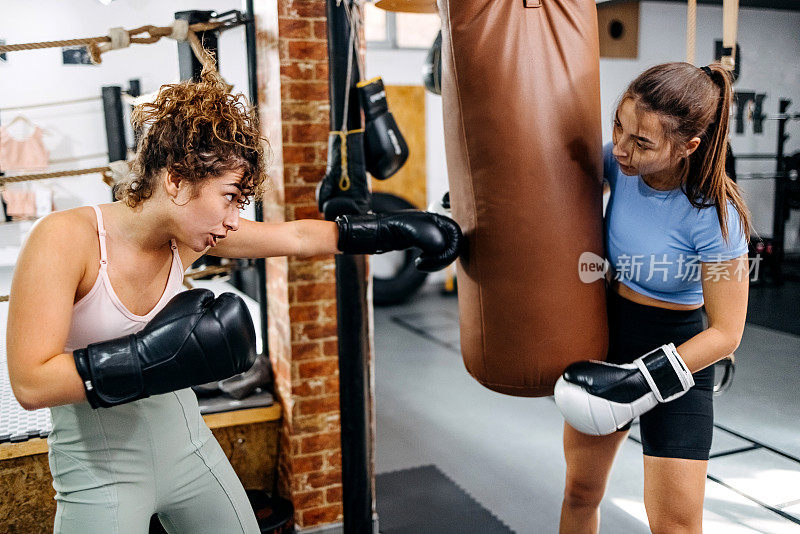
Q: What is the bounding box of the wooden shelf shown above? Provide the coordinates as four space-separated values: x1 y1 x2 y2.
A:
204 404 282 429
0 438 48 460
0 404 281 461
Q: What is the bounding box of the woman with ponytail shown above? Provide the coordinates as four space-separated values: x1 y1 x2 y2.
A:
553 62 752 533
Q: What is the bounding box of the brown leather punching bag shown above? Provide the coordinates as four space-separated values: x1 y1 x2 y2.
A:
439 0 608 397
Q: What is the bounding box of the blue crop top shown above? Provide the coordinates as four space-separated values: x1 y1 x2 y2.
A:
603 143 749 305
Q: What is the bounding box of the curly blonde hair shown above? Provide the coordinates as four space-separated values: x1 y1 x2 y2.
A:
116 69 269 207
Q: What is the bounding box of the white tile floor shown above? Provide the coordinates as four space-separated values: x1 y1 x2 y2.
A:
374 286 800 534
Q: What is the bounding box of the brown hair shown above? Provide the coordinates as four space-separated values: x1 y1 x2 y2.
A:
619 61 751 243
116 68 269 207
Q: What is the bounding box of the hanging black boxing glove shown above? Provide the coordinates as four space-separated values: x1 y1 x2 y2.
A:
316 130 371 219
357 77 409 180
72 289 257 409
422 30 442 96
335 210 463 272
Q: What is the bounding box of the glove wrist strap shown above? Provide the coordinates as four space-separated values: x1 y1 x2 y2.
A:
635 343 695 402
73 348 102 409
335 214 382 254
83 335 146 408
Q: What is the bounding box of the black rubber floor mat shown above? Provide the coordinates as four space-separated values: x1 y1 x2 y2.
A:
376 465 515 534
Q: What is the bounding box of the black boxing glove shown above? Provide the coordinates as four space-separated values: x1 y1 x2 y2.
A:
422 30 442 95
73 289 257 408
335 210 463 272
357 77 409 180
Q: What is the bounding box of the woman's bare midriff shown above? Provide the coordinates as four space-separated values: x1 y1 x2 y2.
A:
610 278 703 311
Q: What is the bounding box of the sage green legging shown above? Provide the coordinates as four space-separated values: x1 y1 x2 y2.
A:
47 388 260 534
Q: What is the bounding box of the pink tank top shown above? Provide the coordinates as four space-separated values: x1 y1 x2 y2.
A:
0 125 49 171
63 205 185 352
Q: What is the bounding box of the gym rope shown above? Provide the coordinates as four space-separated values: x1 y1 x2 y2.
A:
688 0 739 69
0 96 102 113
686 0 697 65
0 159 133 188
0 166 112 186
721 0 739 70
0 15 237 188
0 20 224 65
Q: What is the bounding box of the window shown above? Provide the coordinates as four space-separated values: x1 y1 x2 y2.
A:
363 3 440 49
364 3 389 43
395 13 440 48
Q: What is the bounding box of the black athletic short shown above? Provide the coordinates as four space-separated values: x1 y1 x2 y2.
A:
607 290 715 461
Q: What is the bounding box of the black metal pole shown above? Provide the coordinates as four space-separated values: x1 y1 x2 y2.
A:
244 0 271 366
334 254 372 534
326 1 373 532
127 79 143 151
102 85 126 202
127 79 141 98
328 6 363 130
102 85 127 163
771 99 790 284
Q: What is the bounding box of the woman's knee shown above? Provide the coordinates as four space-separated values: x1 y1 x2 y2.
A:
646 496 702 534
648 516 701 534
562 478 606 509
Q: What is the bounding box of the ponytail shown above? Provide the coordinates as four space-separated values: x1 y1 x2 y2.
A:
686 63 749 242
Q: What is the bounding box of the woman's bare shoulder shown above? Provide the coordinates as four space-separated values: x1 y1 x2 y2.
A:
12 208 99 304
23 206 98 256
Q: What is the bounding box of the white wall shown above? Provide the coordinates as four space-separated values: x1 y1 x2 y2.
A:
367 2 800 250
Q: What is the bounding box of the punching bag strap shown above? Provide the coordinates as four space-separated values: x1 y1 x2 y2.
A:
328 128 366 191
721 0 739 70
333 130 350 191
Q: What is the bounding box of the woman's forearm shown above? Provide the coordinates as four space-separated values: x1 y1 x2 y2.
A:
294 219 340 258
676 327 740 373
13 352 87 410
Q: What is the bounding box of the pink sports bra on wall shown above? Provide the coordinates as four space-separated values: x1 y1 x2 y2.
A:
0 126 49 172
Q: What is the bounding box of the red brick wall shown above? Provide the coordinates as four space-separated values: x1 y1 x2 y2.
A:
254 0 350 529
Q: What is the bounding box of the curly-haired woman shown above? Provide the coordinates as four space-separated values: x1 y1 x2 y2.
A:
6 71 460 534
